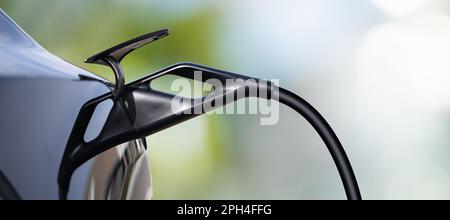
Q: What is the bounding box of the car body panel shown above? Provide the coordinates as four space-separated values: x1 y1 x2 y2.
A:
0 9 151 199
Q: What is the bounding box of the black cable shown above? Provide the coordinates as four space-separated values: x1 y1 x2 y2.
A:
275 87 361 200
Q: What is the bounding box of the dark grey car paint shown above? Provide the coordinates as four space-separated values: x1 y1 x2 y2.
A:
0 9 150 199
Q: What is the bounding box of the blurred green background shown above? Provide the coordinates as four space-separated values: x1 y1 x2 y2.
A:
2 0 450 199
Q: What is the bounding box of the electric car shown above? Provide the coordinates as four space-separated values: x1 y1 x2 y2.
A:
0 10 360 200
0 10 153 200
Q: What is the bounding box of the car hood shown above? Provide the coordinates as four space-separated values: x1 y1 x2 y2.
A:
0 9 105 81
